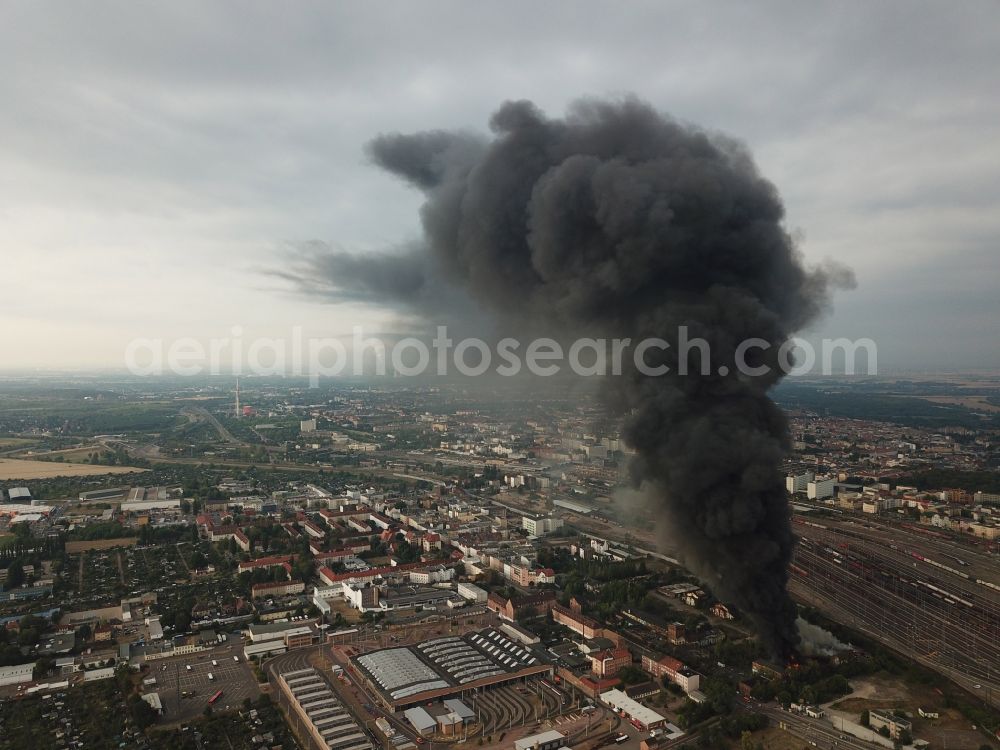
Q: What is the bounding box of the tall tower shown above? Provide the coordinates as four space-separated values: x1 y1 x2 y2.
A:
235 377 241 419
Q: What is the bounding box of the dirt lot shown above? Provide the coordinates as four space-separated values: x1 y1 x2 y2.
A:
64 538 139 553
829 674 996 749
326 597 363 624
743 726 814 750
0 457 146 479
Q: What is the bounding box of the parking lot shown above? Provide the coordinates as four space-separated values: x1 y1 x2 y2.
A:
153 649 260 723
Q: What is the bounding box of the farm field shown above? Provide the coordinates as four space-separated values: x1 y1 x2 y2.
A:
0 438 37 448
914 395 1000 413
0 458 146 480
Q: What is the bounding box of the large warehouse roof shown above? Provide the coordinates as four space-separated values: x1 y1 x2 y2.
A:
352 628 551 707
355 648 449 701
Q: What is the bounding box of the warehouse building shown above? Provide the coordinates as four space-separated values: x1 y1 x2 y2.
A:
403 706 437 736
456 582 488 603
6 487 31 503
600 688 667 729
279 668 372 750
514 730 565 750
352 628 551 709
868 709 912 741
0 662 35 687
79 487 129 503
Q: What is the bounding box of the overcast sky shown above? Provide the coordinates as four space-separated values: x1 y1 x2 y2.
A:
2 1 998 372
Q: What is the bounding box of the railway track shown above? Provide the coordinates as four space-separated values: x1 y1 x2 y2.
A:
790 532 1000 701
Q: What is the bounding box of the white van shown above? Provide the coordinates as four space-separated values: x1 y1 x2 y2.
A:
207 673 214 681
212 660 218 667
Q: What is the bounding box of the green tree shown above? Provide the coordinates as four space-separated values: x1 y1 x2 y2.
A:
34 657 55 679
6 561 25 588
128 694 158 730
77 623 92 643
704 675 735 715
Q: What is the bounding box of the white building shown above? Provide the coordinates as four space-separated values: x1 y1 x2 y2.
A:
141 692 163 714
83 667 116 682
146 616 164 641
514 730 565 750
807 477 836 501
785 472 814 494
408 565 455 584
0 662 35 686
312 585 341 617
862 496 901 514
522 516 564 536
599 689 667 729
7 487 31 503
456 582 488 603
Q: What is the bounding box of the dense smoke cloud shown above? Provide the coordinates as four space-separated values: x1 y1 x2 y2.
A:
796 617 852 657
304 97 852 658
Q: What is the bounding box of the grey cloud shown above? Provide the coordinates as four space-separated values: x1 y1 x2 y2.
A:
0 1 997 368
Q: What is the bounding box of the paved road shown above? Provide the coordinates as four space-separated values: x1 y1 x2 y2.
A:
183 406 243 445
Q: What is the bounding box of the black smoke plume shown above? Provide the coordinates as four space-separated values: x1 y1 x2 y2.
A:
298 97 852 658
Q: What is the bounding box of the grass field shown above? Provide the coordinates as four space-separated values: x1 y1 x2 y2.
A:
0 458 146 480
916 395 1000 413
0 438 37 448
21 445 103 463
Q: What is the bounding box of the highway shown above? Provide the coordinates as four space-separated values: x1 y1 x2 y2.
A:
181 406 244 445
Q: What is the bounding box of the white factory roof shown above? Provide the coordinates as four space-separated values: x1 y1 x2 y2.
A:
141 692 162 711
356 647 449 699
514 730 565 750
442 698 475 720
600 688 666 728
120 498 181 512
146 617 163 641
403 706 437 732
243 640 287 659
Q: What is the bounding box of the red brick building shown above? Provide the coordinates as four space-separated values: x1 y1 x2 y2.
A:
591 647 631 677
486 591 556 621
